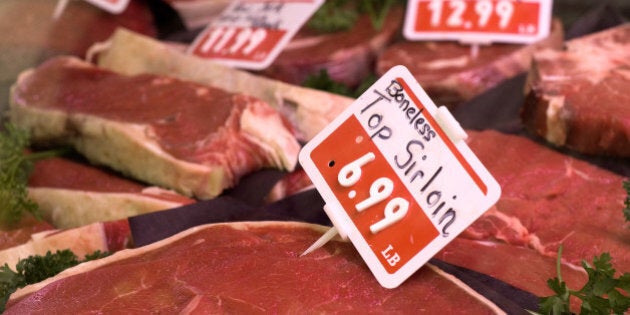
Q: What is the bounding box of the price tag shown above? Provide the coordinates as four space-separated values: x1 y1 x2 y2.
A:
299 66 501 288
403 0 552 44
83 0 130 14
188 0 324 70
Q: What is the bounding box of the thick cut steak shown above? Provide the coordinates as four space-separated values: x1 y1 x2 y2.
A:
6 222 503 314
28 156 195 228
260 6 403 88
376 20 563 108
10 56 300 199
463 130 629 273
522 23 630 157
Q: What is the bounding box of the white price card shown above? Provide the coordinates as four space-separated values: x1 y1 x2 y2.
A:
403 0 553 44
83 0 130 14
188 0 324 70
299 65 501 289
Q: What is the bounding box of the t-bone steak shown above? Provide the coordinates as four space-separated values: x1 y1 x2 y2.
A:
9 56 301 199
5 222 504 314
522 23 630 157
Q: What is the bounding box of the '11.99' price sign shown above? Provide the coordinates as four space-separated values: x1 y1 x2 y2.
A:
299 66 501 288
403 0 552 44
189 0 323 70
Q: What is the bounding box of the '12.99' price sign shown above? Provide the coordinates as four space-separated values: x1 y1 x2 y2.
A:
189 0 323 70
299 66 501 288
403 0 552 44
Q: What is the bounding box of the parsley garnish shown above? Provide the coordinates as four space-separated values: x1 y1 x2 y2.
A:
0 249 110 312
306 0 402 33
0 123 68 227
535 245 630 314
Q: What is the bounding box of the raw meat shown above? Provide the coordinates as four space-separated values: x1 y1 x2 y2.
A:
28 156 195 228
9 56 300 199
94 28 354 141
376 20 563 108
6 222 503 314
261 5 404 88
522 23 630 157
463 130 630 273
0 0 156 119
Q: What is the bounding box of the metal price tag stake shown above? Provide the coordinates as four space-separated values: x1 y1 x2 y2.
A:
299 66 501 289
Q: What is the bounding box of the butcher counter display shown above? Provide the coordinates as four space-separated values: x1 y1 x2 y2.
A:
0 1 629 314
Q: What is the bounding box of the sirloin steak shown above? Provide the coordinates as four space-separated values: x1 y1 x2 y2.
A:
9 56 300 199
28 156 195 229
6 222 503 314
522 23 630 157
376 20 563 108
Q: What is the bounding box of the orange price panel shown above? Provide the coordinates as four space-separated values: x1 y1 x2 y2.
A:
310 116 440 275
191 27 286 62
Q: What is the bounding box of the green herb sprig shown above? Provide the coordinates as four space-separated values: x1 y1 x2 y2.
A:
535 246 630 314
0 249 110 312
0 123 68 227
307 0 402 33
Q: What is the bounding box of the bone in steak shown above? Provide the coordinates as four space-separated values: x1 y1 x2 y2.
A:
5 222 503 314
376 20 563 108
28 156 195 229
522 23 630 157
0 216 54 252
9 56 300 199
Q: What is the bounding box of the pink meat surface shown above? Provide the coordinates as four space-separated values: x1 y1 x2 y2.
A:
5 224 500 314
463 130 629 272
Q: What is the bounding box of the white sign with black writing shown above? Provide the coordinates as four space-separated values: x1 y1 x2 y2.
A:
299 65 501 288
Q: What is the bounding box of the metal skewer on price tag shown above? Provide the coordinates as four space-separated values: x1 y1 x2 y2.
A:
298 65 501 289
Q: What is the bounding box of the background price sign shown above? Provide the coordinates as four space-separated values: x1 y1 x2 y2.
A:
403 0 552 44
299 66 501 288
189 0 323 70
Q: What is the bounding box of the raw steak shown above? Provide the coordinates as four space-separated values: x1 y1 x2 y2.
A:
0 0 156 120
9 56 300 199
0 219 130 270
28 156 195 229
522 23 630 157
260 5 404 88
376 20 563 108
6 222 503 314
463 130 630 273
94 28 354 141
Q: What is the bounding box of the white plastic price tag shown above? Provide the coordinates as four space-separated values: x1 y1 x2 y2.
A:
299 65 501 289
188 0 324 70
403 0 553 44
